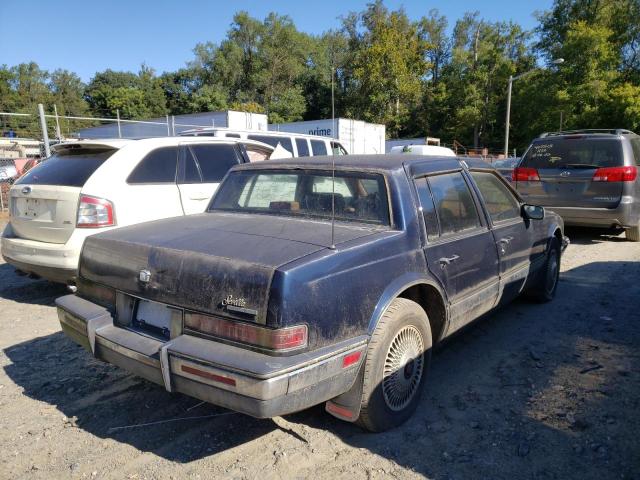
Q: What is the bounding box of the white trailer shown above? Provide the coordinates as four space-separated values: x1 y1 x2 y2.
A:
270 118 385 155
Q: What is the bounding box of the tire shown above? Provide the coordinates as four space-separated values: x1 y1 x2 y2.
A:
528 237 561 302
626 223 640 242
356 298 432 432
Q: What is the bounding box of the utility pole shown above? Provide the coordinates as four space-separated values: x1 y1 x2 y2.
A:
504 75 513 158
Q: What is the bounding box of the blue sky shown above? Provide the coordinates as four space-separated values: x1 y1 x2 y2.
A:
0 0 552 81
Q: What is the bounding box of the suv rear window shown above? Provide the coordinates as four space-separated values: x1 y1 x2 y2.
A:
521 138 623 169
15 149 115 187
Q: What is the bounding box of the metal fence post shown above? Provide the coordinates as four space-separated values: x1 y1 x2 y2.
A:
116 109 122 138
171 116 175 136
53 104 62 140
38 104 51 157
166 115 170 136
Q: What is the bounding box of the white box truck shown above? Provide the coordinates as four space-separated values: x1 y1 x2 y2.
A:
269 118 385 155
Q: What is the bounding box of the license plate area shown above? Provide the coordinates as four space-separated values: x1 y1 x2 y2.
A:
116 293 182 341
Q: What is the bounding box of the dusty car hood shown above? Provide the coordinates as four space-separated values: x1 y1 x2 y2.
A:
79 212 383 323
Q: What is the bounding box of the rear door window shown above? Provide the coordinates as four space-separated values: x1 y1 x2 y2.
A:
521 138 623 169
190 144 240 183
310 140 328 156
15 149 115 187
182 147 202 184
470 171 521 223
128 147 178 184
427 172 481 238
295 138 310 157
247 135 293 155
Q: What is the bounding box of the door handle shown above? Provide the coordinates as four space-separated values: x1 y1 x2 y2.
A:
438 254 460 267
189 193 210 200
498 236 514 244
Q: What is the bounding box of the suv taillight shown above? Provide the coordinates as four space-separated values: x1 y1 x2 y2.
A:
592 166 637 182
184 312 308 351
77 195 115 228
512 167 540 182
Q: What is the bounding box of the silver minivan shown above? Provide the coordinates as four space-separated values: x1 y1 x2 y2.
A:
513 129 640 241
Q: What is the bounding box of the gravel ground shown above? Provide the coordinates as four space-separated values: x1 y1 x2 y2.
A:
0 222 639 480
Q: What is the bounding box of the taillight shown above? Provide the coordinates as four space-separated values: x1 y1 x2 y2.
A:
184 312 307 351
592 166 637 182
512 167 540 182
77 195 115 228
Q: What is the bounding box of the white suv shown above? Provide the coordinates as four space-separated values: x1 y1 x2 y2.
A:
1 136 275 285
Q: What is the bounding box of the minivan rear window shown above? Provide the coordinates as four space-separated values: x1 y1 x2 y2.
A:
15 149 115 187
521 138 623 169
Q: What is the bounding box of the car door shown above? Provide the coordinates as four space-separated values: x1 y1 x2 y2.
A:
469 170 537 303
177 143 243 214
414 171 500 335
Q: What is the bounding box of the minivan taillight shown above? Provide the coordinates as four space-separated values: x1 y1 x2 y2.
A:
512 167 540 182
184 312 308 351
77 195 115 228
592 166 637 182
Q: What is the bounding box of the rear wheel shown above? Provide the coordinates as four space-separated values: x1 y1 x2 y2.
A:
356 298 432 432
626 223 640 242
528 238 560 302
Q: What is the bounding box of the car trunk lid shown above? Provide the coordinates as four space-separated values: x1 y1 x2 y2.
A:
10 184 82 243
79 212 382 324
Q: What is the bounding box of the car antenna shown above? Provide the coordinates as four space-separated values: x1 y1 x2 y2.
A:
330 64 336 250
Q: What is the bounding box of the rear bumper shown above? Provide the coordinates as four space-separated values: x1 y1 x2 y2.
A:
1 223 84 283
55 294 367 418
546 196 639 228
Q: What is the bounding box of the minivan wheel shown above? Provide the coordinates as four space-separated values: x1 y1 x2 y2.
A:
528 238 561 302
356 298 432 432
626 223 640 242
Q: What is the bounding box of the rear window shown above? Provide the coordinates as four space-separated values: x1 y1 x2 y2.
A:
630 137 640 165
15 149 115 187
521 138 623 169
247 135 293 155
127 147 178 184
211 169 389 225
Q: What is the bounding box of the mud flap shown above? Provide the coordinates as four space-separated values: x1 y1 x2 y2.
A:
325 361 365 422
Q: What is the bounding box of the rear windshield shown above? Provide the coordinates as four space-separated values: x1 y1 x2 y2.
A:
521 138 623 169
210 169 389 225
15 149 115 187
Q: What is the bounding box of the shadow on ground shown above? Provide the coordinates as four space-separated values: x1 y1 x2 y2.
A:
3 258 639 478
564 226 628 245
0 263 67 305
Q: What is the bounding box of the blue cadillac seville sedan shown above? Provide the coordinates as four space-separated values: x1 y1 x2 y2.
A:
56 154 568 431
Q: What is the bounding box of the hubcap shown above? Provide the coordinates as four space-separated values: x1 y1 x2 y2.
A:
382 325 424 411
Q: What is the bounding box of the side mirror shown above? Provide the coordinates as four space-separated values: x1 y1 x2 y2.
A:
522 204 544 220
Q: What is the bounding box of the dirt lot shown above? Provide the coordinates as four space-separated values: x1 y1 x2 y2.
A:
0 223 639 480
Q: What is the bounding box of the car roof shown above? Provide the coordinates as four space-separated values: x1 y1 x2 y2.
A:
180 127 340 141
53 136 274 152
232 154 490 174
538 129 638 139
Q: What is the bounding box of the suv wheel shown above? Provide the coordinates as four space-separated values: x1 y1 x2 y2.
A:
356 298 432 432
626 223 640 242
